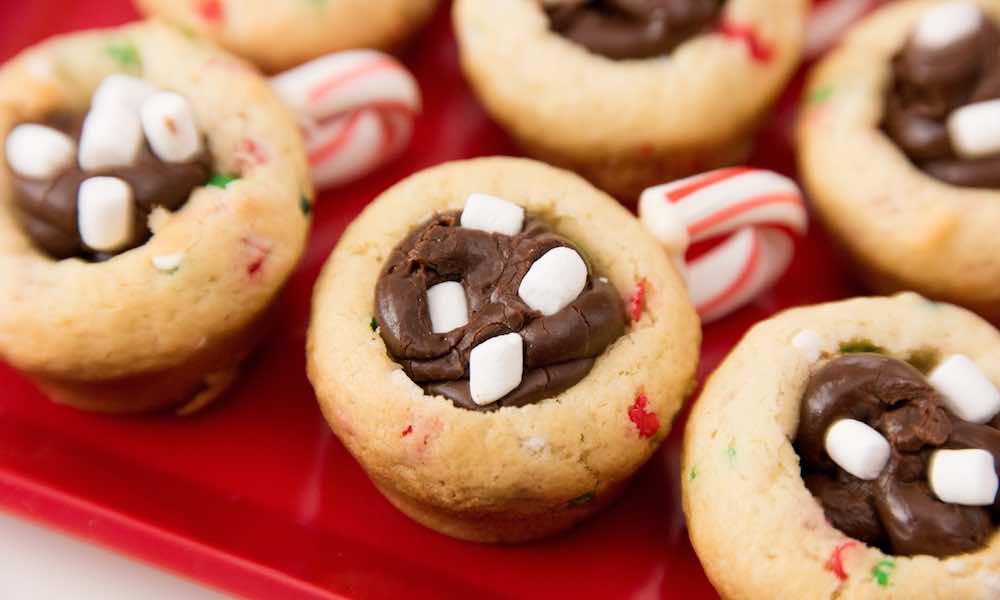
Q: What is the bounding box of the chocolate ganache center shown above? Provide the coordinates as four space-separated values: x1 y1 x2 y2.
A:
11 113 211 261
375 210 626 411
882 8 1000 188
544 0 723 60
796 353 1000 557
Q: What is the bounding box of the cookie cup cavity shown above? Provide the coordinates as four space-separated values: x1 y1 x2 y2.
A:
308 157 699 542
797 0 1000 322
683 293 1000 600
0 21 311 413
134 0 439 73
453 0 806 202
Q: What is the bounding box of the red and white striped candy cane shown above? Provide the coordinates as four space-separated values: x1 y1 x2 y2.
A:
270 50 421 191
639 167 808 323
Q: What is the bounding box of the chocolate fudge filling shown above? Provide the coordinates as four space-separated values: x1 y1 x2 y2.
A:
375 210 626 411
544 0 723 60
11 113 211 260
797 353 1000 557
882 12 1000 188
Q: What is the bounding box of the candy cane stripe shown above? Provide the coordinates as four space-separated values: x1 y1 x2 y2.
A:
687 192 804 237
308 57 398 105
664 167 755 202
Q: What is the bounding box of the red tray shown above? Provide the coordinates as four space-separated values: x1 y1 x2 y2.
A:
0 2 860 599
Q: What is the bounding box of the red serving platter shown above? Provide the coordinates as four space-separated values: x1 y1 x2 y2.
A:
0 2 863 599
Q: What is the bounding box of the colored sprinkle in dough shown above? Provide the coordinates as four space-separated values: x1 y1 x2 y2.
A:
300 195 312 216
628 393 660 438
568 492 595 507
626 278 647 322
306 0 327 9
152 253 183 274
241 236 272 277
825 541 858 581
872 560 896 588
688 466 697 481
807 84 836 106
237 138 268 168
715 21 773 63
370 317 378 332
402 425 413 437
839 339 886 354
196 0 224 23
208 173 238 188
105 41 140 69
726 444 737 465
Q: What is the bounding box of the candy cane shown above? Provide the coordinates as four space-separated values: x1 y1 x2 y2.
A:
639 167 808 324
270 50 421 192
806 0 884 60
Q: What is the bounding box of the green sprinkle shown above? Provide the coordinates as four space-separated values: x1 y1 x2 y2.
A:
839 339 886 355
726 444 737 465
305 0 327 9
300 195 312 216
688 466 697 481
370 317 378 332
208 173 238 189
568 492 594 507
807 84 835 106
872 559 895 587
105 41 140 69
906 347 940 373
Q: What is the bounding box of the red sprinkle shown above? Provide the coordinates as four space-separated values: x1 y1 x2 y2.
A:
628 393 660 438
241 236 271 277
825 541 858 581
196 0 224 23
239 138 268 167
402 425 413 437
627 278 647 322
715 21 773 63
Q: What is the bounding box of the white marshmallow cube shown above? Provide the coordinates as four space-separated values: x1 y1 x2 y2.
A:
78 105 143 171
5 124 76 179
140 91 203 164
518 246 588 316
929 449 998 506
460 193 524 236
469 333 524 406
928 354 1000 423
426 281 469 333
824 419 891 480
913 2 983 49
92 74 160 114
792 329 823 363
947 99 1000 159
77 177 134 253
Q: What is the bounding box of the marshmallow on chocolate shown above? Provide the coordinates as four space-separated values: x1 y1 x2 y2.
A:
518 246 588 316
928 354 1000 424
912 2 983 49
77 177 135 253
5 124 76 179
929 448 999 506
469 332 524 406
460 193 524 236
824 418 891 480
140 91 203 164
78 104 144 171
92 74 160 114
947 99 1000 160
426 281 469 333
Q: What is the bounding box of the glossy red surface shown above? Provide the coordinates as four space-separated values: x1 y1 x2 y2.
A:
0 2 861 599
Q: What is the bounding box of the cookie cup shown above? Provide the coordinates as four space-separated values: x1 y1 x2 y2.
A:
0 21 312 413
308 157 700 542
453 0 806 202
134 0 439 73
683 293 1000 600
797 0 1000 322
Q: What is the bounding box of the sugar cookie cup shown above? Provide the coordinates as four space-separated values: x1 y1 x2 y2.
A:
452 0 807 202
133 0 440 73
683 293 1000 600
307 157 699 542
0 22 312 413
797 1 1000 322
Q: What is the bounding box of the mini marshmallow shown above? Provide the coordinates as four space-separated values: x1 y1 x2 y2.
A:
913 2 982 49
929 448 998 506
460 193 524 236
78 105 143 171
469 332 524 406
140 91 203 163
792 329 823 363
928 354 1000 423
518 246 588 316
77 177 134 253
426 281 469 333
824 419 891 480
92 74 160 114
947 99 1000 159
152 253 183 272
5 124 76 179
